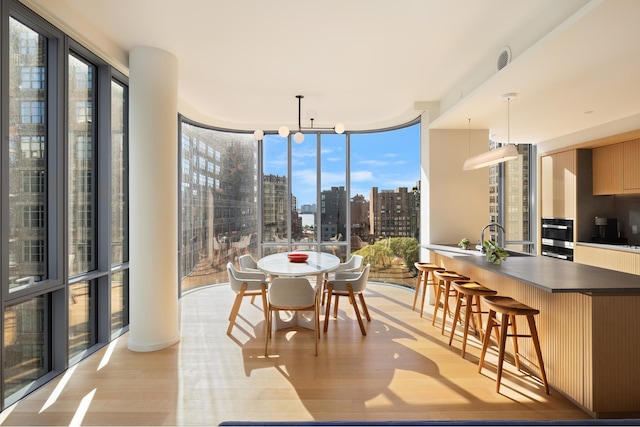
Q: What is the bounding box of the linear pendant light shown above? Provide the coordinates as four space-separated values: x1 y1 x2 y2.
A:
463 93 519 171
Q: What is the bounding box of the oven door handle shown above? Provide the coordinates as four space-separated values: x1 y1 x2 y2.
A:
542 251 569 260
542 224 569 230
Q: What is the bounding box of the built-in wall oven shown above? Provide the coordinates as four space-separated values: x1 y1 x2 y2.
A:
541 218 574 261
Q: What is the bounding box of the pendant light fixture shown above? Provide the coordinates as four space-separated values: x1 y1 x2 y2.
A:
253 95 345 143
463 93 519 170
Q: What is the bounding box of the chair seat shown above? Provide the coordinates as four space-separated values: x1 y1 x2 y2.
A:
482 295 540 316
451 280 497 296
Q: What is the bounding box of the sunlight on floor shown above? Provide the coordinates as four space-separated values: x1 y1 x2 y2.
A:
97 336 120 371
40 364 78 413
69 388 96 427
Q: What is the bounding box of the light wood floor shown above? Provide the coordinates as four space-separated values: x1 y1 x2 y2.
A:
0 282 591 426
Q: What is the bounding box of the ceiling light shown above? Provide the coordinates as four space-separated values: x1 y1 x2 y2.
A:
253 95 345 143
463 93 519 171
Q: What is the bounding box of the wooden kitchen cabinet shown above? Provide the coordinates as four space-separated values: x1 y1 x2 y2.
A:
592 143 624 195
623 139 640 192
541 149 576 219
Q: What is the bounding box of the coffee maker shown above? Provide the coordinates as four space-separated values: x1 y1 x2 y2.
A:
593 217 627 244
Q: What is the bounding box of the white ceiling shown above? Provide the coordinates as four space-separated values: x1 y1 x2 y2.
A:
23 0 640 151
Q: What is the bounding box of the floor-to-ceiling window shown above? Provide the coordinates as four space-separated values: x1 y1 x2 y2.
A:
1 1 129 408
179 118 421 291
67 52 98 361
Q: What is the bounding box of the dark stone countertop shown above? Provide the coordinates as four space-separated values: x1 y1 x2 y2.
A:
422 243 640 295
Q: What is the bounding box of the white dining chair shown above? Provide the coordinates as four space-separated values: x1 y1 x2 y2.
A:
265 277 320 357
226 262 268 335
321 254 364 305
323 263 371 336
238 254 259 272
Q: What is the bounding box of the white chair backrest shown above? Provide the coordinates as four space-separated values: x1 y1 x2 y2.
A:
334 254 363 274
238 254 258 271
269 277 316 307
346 254 364 271
334 263 370 292
226 262 266 292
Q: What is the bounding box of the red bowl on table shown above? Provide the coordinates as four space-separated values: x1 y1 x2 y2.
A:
288 253 309 263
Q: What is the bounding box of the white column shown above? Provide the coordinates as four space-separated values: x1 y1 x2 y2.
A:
127 46 180 352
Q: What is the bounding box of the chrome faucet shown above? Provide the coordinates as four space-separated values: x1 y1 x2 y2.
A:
478 222 506 253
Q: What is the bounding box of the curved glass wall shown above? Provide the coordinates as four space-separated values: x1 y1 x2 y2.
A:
179 119 421 292
179 121 259 292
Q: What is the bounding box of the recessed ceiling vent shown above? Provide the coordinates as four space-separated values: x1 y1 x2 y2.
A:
497 46 511 71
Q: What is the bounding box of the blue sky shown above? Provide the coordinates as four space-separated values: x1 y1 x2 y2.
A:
263 123 420 208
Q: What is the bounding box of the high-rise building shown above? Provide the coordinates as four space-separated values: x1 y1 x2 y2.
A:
369 186 419 239
320 186 346 241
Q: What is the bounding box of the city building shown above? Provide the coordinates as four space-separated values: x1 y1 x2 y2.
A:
369 187 419 240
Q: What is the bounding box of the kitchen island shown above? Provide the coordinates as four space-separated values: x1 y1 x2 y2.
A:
423 243 640 419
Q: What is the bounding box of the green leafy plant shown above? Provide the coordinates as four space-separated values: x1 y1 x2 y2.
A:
458 238 471 250
483 240 509 265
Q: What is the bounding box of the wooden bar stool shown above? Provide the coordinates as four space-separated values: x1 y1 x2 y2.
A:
412 262 444 317
478 295 549 394
448 280 497 358
432 270 469 335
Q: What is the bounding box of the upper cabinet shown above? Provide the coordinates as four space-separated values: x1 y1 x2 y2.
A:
541 149 576 219
593 143 624 195
623 139 640 192
593 138 640 195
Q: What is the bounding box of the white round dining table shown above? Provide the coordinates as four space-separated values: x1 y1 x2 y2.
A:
256 250 340 277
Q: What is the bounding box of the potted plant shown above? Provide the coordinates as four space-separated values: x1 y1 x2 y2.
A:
483 240 509 265
458 238 471 250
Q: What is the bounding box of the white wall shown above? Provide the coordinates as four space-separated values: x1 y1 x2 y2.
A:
424 128 490 248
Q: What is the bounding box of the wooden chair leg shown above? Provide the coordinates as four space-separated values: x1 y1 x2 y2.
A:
348 284 366 336
323 285 333 332
412 270 422 310
496 315 511 393
264 306 271 356
333 295 340 318
526 315 549 394
448 292 463 346
260 284 268 320
419 271 429 317
314 302 319 356
441 282 452 335
473 295 484 340
227 284 247 335
358 293 371 321
478 310 496 373
461 294 474 358
509 315 521 371
432 283 443 326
